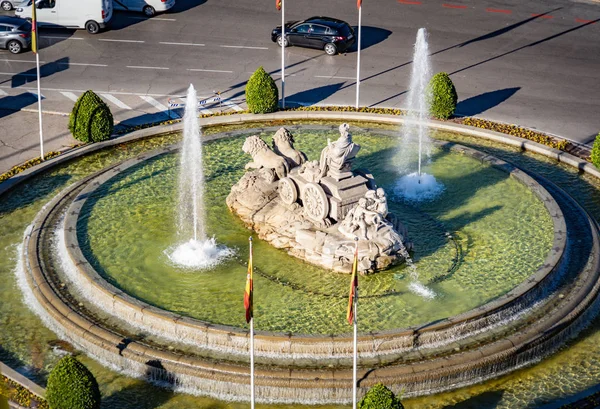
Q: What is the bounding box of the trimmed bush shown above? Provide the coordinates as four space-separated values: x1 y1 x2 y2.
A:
427 72 458 119
591 133 600 169
245 66 279 114
68 90 114 143
46 356 100 409
358 383 404 409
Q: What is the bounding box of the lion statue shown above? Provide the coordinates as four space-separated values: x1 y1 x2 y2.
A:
272 127 308 169
242 135 289 180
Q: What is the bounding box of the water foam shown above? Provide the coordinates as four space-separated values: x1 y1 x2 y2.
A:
166 238 234 269
395 172 445 202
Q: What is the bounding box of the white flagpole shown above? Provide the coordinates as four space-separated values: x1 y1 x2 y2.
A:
35 31 43 161
352 239 358 409
249 238 255 409
281 0 285 109
355 3 362 109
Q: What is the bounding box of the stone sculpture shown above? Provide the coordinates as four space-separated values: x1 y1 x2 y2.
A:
227 125 411 274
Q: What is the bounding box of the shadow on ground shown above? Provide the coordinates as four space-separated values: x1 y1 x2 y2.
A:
455 87 520 117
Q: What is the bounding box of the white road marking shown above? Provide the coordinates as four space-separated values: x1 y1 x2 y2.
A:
99 39 145 43
0 59 39 64
0 72 37 77
126 66 169 70
0 89 7 96
315 75 355 80
0 85 184 99
221 99 243 112
41 36 84 40
101 93 132 110
64 62 108 67
60 91 79 102
220 45 269 50
160 42 205 46
27 91 44 99
140 95 179 118
127 16 176 21
199 107 213 115
187 68 233 73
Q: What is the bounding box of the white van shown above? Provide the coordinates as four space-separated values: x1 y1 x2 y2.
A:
113 0 174 17
15 0 112 34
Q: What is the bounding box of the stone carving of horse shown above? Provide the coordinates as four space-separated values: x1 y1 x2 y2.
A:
242 135 289 180
272 127 308 169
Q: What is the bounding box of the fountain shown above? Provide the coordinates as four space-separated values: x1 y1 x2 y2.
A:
167 84 232 269
396 28 444 202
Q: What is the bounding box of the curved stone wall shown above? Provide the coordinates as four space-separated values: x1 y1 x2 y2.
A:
15 118 600 403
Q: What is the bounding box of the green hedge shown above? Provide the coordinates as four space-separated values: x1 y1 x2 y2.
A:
358 384 404 409
46 356 100 409
427 72 458 120
68 90 114 143
591 133 600 169
245 67 279 114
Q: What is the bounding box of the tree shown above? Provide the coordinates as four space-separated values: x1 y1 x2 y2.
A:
358 383 404 409
245 66 279 114
591 133 600 169
427 72 458 120
68 90 114 143
46 356 101 409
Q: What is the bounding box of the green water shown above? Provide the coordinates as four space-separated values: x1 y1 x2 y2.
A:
78 130 552 334
0 124 598 408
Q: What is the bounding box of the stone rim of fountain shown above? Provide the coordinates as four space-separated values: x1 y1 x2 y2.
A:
14 116 600 403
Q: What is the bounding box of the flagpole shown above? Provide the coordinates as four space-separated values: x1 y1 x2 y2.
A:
281 0 285 109
249 237 255 409
32 4 43 161
355 3 362 109
352 237 358 409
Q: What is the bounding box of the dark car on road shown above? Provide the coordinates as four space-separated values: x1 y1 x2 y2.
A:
271 16 355 55
0 16 31 54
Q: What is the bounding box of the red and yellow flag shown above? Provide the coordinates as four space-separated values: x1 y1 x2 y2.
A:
244 241 253 323
357 0 362 10
31 2 38 53
346 243 359 325
276 0 281 10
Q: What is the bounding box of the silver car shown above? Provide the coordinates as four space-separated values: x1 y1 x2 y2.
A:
0 16 31 54
1 0 27 11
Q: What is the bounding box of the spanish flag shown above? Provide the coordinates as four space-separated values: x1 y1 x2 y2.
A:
244 241 253 323
31 1 38 53
346 242 359 325
276 0 281 10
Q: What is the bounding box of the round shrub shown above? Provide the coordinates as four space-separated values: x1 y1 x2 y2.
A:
68 90 114 143
358 383 404 409
591 133 600 169
46 356 100 409
245 66 279 114
427 72 458 120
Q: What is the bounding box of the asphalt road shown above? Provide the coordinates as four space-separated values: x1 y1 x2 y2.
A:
0 0 599 144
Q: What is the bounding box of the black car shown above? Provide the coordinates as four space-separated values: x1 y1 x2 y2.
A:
271 16 355 55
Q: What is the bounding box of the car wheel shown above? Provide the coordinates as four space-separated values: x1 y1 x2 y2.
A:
276 35 288 47
85 20 100 34
324 43 337 56
143 5 155 16
7 40 22 54
1 1 12 11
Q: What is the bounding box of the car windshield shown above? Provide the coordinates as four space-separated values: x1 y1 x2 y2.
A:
17 22 31 31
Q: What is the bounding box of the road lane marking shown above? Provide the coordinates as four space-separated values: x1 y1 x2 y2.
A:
140 95 179 118
219 45 269 50
0 72 36 76
443 4 467 9
126 65 169 70
101 93 132 110
575 18 597 24
0 89 7 96
397 0 421 4
160 42 205 46
60 62 108 67
0 59 39 63
486 8 512 14
315 75 355 80
99 39 145 43
60 91 78 102
27 91 44 99
127 16 176 21
41 36 84 40
200 107 213 115
221 99 244 112
188 68 233 73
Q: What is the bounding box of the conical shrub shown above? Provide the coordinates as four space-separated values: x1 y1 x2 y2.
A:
46 356 101 409
245 66 279 114
427 72 458 120
591 133 600 169
358 383 404 409
68 90 114 143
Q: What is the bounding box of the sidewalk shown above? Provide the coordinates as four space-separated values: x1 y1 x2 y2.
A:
0 110 75 174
